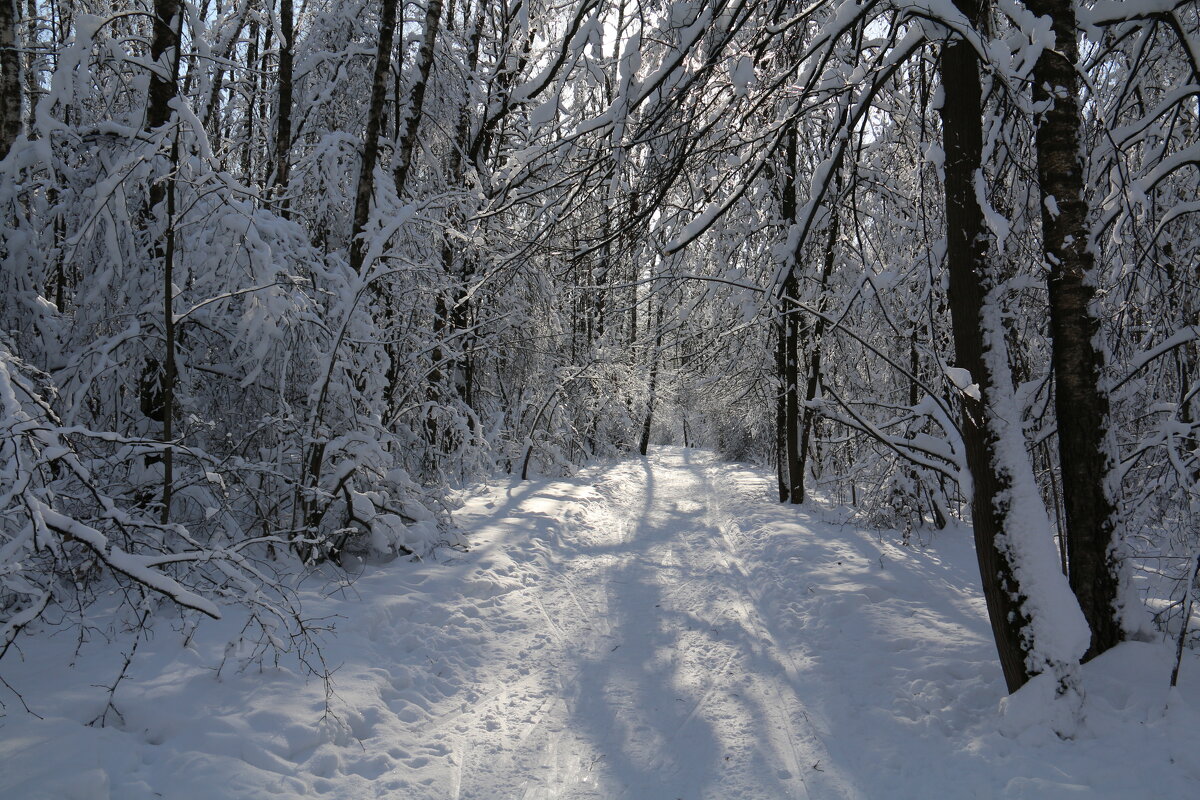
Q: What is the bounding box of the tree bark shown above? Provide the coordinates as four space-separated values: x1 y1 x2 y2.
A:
154 1 180 519
270 0 295 217
392 0 444 196
159 129 179 524
775 318 788 501
1025 0 1125 659
782 270 802 502
938 0 1031 692
639 302 665 456
348 0 399 276
0 0 20 161
139 0 183 521
796 182 840 504
146 0 181 132
777 125 803 503
240 16 259 183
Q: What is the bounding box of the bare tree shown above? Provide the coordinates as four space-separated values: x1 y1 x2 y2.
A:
776 123 803 502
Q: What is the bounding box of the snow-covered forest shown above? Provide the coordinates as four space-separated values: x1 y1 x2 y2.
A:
1 0 1199 796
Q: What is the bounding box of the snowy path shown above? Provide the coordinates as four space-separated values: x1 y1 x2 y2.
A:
4 447 1200 800
433 448 840 799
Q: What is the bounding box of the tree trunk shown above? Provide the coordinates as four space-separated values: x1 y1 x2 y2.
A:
1025 0 1126 659
938 0 1032 693
255 21 273 191
22 0 35 134
202 2 252 134
429 0 481 411
159 129 180 524
0 0 20 161
241 16 259 183
414 0 479 447
348 0 399 276
775 318 788 501
141 0 183 522
797 183 840 504
392 0 443 196
776 124 803 503
270 0 294 217
782 274 802 502
639 303 665 456
146 0 180 133
294 0 398 553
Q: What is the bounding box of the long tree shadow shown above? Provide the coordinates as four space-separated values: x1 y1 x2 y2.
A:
695 455 1005 796
550 452 805 798
418 450 834 798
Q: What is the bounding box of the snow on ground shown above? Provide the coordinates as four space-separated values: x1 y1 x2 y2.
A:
2 447 1199 799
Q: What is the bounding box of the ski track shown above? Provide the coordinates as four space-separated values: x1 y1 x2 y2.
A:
399 447 842 800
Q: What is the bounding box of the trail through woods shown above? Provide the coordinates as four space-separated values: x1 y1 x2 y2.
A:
3 448 1199 799
436 448 840 799
3 1 1199 794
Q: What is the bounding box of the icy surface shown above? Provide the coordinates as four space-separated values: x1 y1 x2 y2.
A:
2 448 1198 799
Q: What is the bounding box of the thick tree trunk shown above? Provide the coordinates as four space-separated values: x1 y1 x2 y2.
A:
159 130 179 524
146 0 180 132
271 0 295 217
775 319 788 501
938 0 1031 693
628 193 639 348
782 272 802 502
1025 0 1125 659
0 0 20 161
